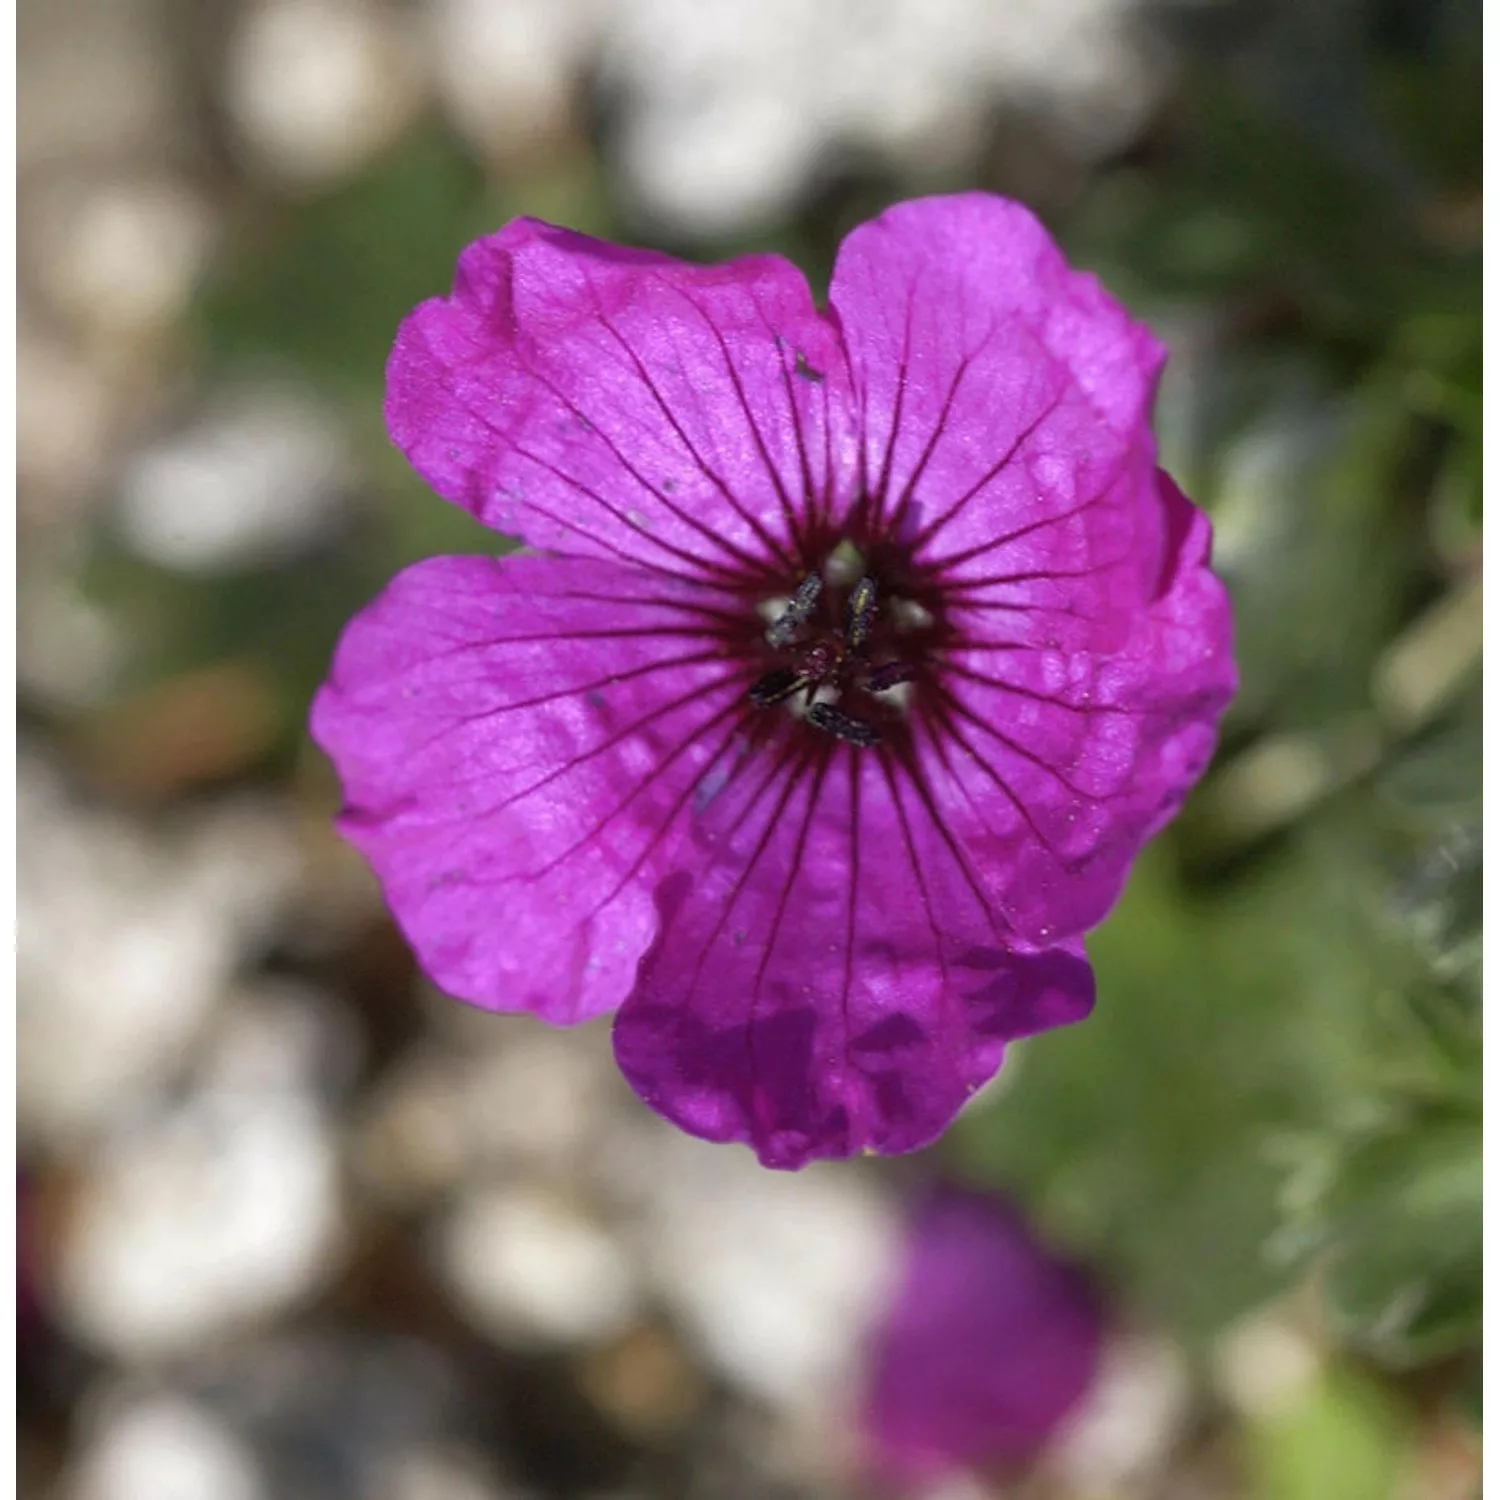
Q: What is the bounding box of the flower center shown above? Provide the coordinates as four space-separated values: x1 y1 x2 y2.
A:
746 569 919 748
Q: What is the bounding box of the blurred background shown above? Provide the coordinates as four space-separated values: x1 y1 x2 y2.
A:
16 0 1481 1495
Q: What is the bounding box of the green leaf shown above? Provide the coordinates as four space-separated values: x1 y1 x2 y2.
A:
1317 1114 1482 1365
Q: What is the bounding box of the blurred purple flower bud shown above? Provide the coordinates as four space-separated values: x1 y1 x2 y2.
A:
859 1184 1102 1484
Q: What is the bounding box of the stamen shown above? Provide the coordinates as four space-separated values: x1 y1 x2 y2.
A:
845 576 877 649
865 661 917 693
807 702 882 747
766 574 823 648
749 667 810 707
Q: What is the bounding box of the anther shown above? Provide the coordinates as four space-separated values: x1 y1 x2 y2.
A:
807 701 882 748
844 576 877 650
748 667 809 708
864 661 917 693
766 574 823 648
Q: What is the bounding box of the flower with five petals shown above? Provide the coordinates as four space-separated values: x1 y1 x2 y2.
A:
311 193 1236 1168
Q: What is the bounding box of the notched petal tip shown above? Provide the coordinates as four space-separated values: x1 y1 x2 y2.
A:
383 212 857 572
832 191 1166 454
612 839 1099 1170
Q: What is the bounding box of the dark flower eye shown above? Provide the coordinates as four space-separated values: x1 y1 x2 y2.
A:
311 193 1236 1168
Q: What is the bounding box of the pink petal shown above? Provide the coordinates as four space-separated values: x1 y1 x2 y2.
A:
385 218 856 578
927 467 1237 942
828 191 1165 618
829 196 1233 943
612 748 1094 1168
310 553 750 1022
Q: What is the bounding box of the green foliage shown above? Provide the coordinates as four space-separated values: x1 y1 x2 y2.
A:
952 837 1410 1346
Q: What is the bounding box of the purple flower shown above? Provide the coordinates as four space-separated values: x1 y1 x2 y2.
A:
311 193 1235 1168
859 1185 1102 1484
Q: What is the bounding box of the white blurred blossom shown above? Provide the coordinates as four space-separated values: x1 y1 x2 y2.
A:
224 0 425 188
18 761 301 1149
633 1133 898 1408
67 1391 266 1500
53 993 347 1360
429 0 599 161
1046 1332 1194 1493
355 1028 617 1206
378 1447 527 1500
600 0 1164 234
423 0 1167 235
1214 1310 1322 1421
23 174 216 339
117 383 354 572
18 314 121 512
436 1183 641 1351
